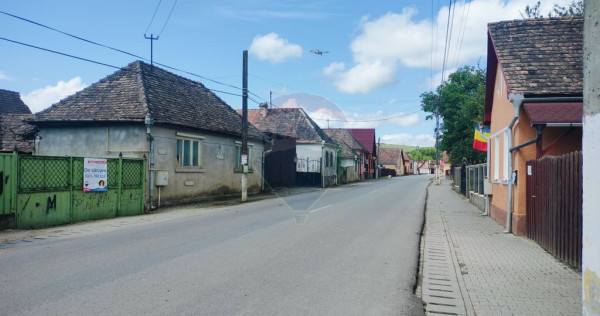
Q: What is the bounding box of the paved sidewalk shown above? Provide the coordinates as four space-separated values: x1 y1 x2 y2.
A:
419 179 581 316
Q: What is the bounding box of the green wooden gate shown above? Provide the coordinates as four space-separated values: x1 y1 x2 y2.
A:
0 153 146 229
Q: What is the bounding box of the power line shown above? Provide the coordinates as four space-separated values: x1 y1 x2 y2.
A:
158 0 178 37
0 36 122 70
0 36 247 100
144 0 163 35
0 10 243 93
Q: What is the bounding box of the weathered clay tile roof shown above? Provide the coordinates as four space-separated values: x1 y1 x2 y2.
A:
0 114 36 153
243 108 335 145
323 128 366 158
488 17 583 96
346 129 376 155
0 89 31 115
378 147 401 165
32 61 262 139
524 102 582 124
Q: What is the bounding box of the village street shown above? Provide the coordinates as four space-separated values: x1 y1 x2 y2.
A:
0 175 429 315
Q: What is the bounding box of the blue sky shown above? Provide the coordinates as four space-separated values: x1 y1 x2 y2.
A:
0 0 571 146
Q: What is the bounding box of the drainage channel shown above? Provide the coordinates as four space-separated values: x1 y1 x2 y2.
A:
418 201 474 316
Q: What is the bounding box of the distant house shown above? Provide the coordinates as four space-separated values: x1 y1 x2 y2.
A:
346 129 377 179
0 89 35 153
485 17 583 235
323 128 367 183
245 104 338 187
378 147 402 177
401 150 412 175
29 61 265 209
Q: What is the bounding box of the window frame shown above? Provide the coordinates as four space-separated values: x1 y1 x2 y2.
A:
175 132 204 173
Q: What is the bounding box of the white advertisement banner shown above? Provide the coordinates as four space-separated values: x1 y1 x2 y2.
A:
83 158 108 192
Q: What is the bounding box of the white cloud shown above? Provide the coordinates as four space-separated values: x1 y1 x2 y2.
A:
326 0 575 94
323 62 345 76
306 108 419 130
0 71 11 81
324 60 398 94
249 33 302 64
22 77 87 113
381 133 436 146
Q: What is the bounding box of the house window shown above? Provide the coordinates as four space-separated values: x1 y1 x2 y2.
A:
325 151 330 167
503 130 509 180
493 135 499 180
234 141 253 172
176 132 204 170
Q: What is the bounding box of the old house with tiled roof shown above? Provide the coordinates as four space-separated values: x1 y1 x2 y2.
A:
323 128 366 183
485 17 583 236
244 103 338 187
377 147 402 177
29 61 265 209
0 89 35 153
346 129 377 179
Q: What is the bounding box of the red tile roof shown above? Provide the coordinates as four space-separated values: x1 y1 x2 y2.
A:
523 102 582 124
346 128 376 155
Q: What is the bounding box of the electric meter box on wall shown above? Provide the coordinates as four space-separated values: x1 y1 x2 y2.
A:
155 170 168 186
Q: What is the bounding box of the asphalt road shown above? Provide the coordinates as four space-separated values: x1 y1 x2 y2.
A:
0 175 429 315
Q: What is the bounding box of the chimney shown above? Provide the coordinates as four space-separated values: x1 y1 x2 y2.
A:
259 102 268 118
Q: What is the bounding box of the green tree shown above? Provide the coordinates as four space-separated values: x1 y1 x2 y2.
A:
421 66 486 166
408 147 435 162
520 1 584 19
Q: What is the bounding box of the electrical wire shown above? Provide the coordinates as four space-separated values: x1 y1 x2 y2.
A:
0 36 247 100
144 0 163 35
158 0 178 37
0 10 243 93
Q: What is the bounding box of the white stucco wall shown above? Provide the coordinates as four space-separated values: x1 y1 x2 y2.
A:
583 1 600 314
35 124 264 207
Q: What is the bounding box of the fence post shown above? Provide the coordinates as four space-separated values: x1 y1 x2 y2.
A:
117 153 123 216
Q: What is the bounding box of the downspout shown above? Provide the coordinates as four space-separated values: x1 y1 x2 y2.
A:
145 114 155 210
505 93 524 233
510 124 544 153
478 128 491 216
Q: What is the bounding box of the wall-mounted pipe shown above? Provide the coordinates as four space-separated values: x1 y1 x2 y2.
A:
510 124 544 153
505 93 524 233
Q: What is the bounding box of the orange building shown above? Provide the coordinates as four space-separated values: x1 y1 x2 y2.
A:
485 18 583 236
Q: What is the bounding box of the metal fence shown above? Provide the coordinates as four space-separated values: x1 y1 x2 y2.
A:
453 163 487 196
526 151 582 270
0 152 145 229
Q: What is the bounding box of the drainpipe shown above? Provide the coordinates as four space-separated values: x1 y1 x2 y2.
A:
504 93 523 233
510 124 544 153
145 114 155 210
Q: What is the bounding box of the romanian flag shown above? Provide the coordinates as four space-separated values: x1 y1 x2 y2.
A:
473 125 490 151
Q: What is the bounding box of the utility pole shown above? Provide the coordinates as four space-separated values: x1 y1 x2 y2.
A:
435 97 440 185
269 90 272 109
241 50 249 202
144 33 159 68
